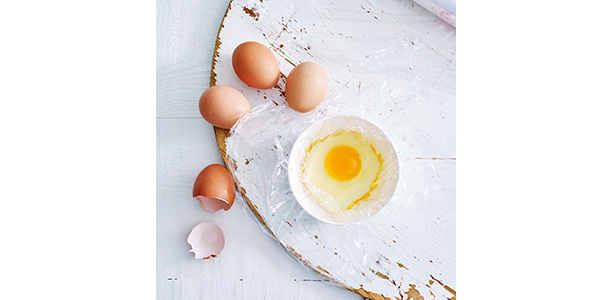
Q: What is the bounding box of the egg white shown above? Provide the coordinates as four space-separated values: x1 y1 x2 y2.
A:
301 130 382 213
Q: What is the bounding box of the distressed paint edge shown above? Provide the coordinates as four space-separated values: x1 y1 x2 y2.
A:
211 0 233 183
210 0 232 87
430 274 457 300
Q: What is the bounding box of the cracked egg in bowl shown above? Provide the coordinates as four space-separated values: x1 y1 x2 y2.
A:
289 116 399 224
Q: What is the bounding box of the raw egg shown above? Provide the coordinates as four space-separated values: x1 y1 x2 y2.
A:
232 41 280 89
285 62 328 113
301 130 383 213
289 116 400 224
199 85 251 129
187 222 225 259
193 164 235 212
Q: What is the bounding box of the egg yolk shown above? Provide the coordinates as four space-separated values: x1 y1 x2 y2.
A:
324 145 362 181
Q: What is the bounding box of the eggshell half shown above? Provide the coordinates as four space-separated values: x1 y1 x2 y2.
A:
187 222 225 259
198 85 251 129
193 164 235 212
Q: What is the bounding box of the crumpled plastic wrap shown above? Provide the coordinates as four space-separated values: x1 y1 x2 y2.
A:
216 0 456 295
224 38 448 226
287 115 400 224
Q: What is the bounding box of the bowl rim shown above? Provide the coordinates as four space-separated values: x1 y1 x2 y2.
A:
288 114 400 224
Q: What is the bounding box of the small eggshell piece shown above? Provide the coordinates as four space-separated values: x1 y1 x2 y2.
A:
193 164 235 212
187 222 225 259
198 85 251 129
232 41 280 89
194 196 231 213
285 62 328 113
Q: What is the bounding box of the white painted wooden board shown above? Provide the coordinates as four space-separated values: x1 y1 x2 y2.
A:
156 0 365 299
212 0 456 299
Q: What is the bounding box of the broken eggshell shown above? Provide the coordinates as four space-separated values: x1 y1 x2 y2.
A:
193 164 236 212
187 222 225 259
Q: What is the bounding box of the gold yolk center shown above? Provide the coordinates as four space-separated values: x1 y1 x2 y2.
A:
324 145 362 181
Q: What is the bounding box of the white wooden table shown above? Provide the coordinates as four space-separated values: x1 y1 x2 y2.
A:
157 0 455 299
157 0 365 299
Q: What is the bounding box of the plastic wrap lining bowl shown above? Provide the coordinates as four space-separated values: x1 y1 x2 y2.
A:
288 115 400 224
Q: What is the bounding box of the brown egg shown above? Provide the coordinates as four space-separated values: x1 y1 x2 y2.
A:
193 164 236 212
198 85 251 129
232 41 280 89
285 62 328 113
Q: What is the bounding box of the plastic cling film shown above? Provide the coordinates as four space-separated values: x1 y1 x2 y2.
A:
288 116 399 224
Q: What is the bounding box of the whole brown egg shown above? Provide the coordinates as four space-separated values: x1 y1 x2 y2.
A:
232 41 280 89
198 85 251 129
285 62 328 113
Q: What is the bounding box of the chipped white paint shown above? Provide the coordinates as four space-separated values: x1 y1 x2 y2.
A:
213 0 455 299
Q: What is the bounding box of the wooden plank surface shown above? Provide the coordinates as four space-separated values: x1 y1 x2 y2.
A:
156 0 365 299
211 0 456 299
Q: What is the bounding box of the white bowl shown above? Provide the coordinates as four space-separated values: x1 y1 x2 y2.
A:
288 115 399 224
